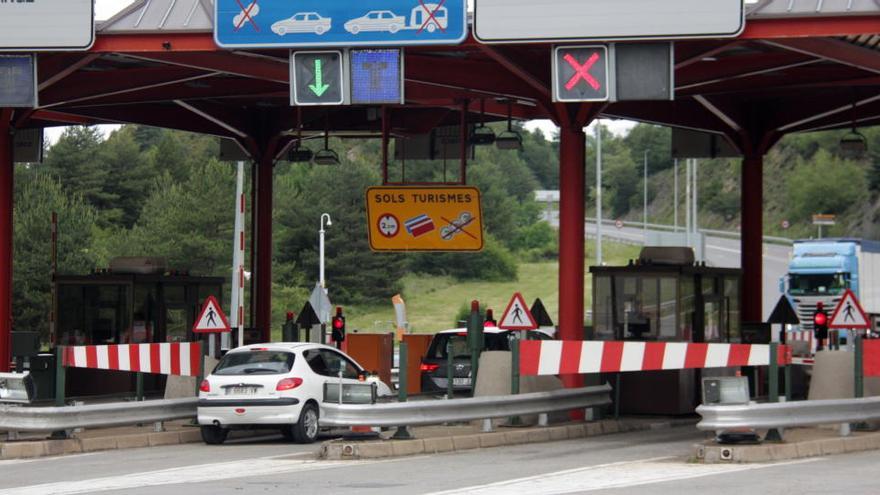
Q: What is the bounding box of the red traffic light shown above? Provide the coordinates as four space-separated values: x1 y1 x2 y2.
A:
814 312 827 326
332 317 344 329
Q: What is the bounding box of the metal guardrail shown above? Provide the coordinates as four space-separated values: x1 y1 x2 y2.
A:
0 398 196 433
696 396 880 431
319 384 612 427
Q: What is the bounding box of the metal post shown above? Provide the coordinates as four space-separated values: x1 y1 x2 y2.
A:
769 343 779 403
595 122 603 266
614 374 620 419
0 114 12 372
741 154 764 322
643 150 648 236
319 213 332 289
255 154 273 342
446 341 454 399
785 361 792 402
467 300 482 394
54 346 66 407
855 334 864 399
673 158 679 231
509 338 522 426
558 125 586 393
227 161 245 350
685 158 692 248
136 372 144 401
693 159 699 261
393 343 415 440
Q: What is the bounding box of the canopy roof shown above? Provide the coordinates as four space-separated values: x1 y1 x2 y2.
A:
10 0 880 159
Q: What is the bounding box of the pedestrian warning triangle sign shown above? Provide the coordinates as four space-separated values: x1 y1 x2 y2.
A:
193 295 231 333
828 289 871 329
498 292 538 330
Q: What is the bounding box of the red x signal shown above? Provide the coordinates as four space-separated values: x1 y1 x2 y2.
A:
563 52 601 91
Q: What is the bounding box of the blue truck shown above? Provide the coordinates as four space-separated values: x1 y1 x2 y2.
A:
781 238 880 335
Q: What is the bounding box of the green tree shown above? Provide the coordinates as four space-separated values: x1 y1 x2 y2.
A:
13 169 99 340
785 149 869 221
42 126 116 214
99 126 156 227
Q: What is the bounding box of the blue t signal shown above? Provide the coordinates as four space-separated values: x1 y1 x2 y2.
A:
350 49 403 105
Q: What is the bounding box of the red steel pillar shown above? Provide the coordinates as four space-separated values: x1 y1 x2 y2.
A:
558 124 586 389
254 153 273 342
741 153 763 322
0 113 12 371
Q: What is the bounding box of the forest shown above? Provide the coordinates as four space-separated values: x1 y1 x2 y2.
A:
12 122 880 339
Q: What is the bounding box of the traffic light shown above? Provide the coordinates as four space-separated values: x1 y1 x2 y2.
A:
813 302 829 351
331 306 346 348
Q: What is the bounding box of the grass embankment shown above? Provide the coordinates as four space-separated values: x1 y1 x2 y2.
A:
344 241 640 335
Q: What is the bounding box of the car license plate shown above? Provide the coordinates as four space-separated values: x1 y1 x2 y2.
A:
452 378 470 386
227 387 257 395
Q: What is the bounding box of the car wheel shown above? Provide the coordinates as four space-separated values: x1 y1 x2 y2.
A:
200 425 229 445
315 25 325 35
277 27 286 35
389 24 400 33
350 25 360 34
427 24 436 33
291 403 319 444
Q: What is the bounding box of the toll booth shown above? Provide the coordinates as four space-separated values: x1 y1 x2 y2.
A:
590 247 742 414
52 257 224 398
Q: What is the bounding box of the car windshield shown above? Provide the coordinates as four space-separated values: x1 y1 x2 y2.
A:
426 331 550 359
789 273 847 296
213 350 295 375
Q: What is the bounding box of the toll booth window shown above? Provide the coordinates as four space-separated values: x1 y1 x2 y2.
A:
83 285 129 345
615 276 655 340
130 285 157 343
593 275 614 340
725 277 740 342
57 284 85 345
165 308 188 342
680 277 695 341
658 277 678 340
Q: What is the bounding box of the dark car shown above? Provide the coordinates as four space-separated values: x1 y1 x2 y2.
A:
419 327 552 394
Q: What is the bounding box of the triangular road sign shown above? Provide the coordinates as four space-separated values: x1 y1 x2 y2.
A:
499 292 538 330
193 295 231 333
530 298 554 327
296 301 321 329
767 296 800 325
828 289 871 329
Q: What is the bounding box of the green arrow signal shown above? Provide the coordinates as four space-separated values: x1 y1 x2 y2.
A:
308 59 331 97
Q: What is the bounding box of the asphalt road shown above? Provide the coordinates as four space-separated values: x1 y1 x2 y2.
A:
582 221 792 321
2 427 878 495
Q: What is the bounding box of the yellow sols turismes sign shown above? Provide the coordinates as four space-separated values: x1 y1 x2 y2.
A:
365 186 483 252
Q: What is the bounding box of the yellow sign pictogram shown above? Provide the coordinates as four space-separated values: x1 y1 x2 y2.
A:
365 186 483 251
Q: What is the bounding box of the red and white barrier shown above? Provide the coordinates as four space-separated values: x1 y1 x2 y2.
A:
519 340 791 376
62 342 202 377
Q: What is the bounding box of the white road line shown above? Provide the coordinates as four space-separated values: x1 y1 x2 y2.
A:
0 457 374 495
424 456 821 495
0 453 100 467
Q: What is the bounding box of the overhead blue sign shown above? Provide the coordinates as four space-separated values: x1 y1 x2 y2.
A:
350 49 403 105
214 0 467 49
0 55 37 108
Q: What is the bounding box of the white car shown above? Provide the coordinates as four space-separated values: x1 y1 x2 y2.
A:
344 10 406 34
198 342 392 444
271 12 331 35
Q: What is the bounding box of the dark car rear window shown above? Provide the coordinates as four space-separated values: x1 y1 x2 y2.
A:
426 331 549 359
213 350 295 375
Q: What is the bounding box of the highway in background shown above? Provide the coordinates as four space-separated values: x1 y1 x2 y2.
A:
544 211 792 320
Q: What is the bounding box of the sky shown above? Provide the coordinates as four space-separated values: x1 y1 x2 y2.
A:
50 1 634 142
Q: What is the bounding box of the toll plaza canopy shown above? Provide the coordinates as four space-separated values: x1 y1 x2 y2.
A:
2 0 880 379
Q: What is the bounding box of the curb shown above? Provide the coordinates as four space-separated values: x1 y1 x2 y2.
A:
0 427 264 460
693 431 880 463
319 417 696 460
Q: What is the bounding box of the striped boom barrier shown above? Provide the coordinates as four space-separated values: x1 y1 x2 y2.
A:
519 340 791 376
61 343 202 377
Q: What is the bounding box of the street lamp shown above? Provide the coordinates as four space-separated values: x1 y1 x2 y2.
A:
319 213 332 289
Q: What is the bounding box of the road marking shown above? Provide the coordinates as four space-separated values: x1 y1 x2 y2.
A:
424 456 821 495
0 453 100 466
0 457 374 495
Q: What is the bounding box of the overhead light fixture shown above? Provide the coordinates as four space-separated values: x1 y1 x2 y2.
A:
313 117 340 165
289 118 313 162
469 99 495 145
839 100 868 158
495 99 522 151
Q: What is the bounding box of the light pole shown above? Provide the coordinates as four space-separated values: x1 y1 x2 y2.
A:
595 122 603 266
643 150 648 235
319 213 332 289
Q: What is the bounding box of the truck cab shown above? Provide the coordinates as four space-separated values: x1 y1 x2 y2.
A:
781 239 879 335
